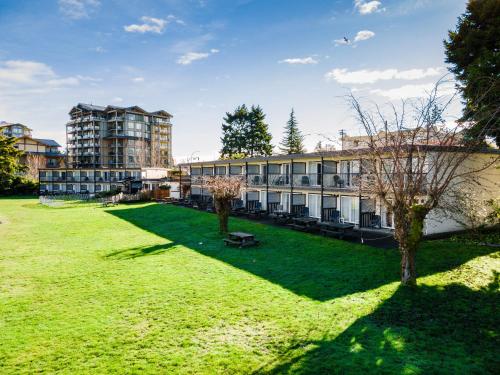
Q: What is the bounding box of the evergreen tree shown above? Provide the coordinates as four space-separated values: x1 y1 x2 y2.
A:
246 105 273 157
220 105 273 158
220 105 248 159
0 135 28 195
444 0 500 146
279 109 305 154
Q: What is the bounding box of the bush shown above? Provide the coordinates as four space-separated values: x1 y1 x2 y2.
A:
0 176 38 196
95 188 121 199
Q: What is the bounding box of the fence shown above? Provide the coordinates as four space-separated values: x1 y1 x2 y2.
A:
39 192 147 207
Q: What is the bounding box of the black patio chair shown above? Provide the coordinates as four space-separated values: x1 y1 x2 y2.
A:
301 175 310 186
333 175 344 188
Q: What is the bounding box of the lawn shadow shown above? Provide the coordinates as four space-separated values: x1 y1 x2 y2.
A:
106 204 497 301
257 273 500 374
105 242 177 260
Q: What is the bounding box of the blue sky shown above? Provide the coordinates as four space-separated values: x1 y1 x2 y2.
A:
0 0 466 161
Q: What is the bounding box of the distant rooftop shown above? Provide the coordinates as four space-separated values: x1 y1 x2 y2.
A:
71 103 172 118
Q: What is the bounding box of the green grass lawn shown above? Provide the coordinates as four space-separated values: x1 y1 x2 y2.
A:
0 198 498 374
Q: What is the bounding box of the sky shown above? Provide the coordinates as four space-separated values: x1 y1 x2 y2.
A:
0 0 467 162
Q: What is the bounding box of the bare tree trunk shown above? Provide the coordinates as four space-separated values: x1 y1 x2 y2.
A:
394 205 427 286
215 198 231 234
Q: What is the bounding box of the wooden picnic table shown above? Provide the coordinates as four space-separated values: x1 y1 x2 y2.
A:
289 216 318 232
320 222 355 239
224 232 260 248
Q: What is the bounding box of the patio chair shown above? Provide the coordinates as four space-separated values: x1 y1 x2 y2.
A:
251 175 261 185
333 175 344 188
369 215 381 228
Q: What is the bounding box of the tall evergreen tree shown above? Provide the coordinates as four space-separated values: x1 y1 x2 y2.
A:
246 105 273 157
0 135 27 195
444 0 500 146
279 109 305 154
220 104 273 158
220 105 249 159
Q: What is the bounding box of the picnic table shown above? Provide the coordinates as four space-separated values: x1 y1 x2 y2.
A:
270 210 295 223
289 217 318 232
223 232 260 248
320 221 355 239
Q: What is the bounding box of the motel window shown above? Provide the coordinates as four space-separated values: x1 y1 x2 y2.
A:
202 167 214 175
247 165 259 174
268 164 281 174
95 185 102 192
81 184 88 192
292 162 306 174
229 165 242 175
215 166 226 175
40 171 46 177
191 168 201 175
323 161 337 174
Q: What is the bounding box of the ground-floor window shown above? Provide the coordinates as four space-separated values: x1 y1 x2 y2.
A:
308 194 321 218
340 196 359 224
95 185 102 192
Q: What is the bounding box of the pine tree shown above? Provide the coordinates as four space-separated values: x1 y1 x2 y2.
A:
246 105 273 157
220 105 273 158
444 0 500 146
279 109 305 154
0 135 28 195
220 105 249 159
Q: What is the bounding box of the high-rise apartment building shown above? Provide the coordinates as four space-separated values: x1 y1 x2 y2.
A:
66 104 173 169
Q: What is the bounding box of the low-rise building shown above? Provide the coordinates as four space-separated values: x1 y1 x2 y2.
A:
180 147 499 236
39 167 168 194
0 122 63 168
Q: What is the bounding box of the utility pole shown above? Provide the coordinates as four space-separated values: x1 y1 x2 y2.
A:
339 129 346 151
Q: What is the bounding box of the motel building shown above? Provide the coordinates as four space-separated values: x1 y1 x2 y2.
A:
181 147 499 236
39 167 169 194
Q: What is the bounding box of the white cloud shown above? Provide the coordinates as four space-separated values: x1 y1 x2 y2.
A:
112 97 124 103
58 0 100 20
354 30 375 42
93 46 106 53
334 38 350 46
334 30 375 46
278 57 318 65
124 15 184 34
132 77 144 82
177 49 219 65
354 0 383 15
371 82 456 99
76 75 102 82
0 60 84 90
325 67 443 84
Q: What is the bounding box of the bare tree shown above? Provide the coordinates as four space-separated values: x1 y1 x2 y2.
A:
25 154 45 181
202 176 244 234
350 81 499 286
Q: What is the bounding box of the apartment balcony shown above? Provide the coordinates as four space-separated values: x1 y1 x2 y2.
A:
107 117 125 122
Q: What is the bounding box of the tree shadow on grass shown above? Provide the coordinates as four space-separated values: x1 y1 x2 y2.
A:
258 273 500 374
106 204 497 301
105 242 177 260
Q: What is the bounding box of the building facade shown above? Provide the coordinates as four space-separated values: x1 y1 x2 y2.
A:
0 122 63 168
39 167 169 194
66 104 173 169
181 149 499 236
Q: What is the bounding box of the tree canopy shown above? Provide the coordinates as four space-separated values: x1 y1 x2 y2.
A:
220 105 273 158
444 0 500 146
0 135 34 195
279 109 305 154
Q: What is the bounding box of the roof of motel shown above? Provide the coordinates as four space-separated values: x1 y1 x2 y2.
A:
181 145 500 167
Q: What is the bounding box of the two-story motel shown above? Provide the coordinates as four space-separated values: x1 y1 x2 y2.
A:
181 147 499 236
